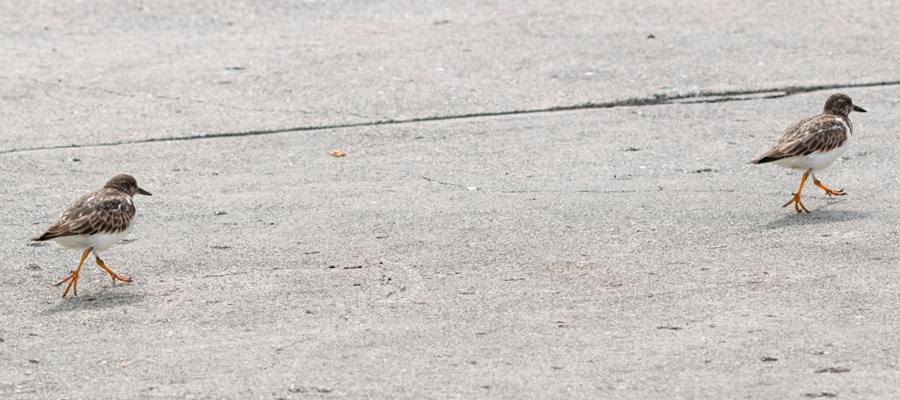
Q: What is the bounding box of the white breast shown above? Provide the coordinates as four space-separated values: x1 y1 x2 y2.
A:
771 117 851 173
50 220 135 253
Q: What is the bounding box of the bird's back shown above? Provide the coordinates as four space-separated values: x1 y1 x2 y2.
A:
33 188 136 242
751 113 849 164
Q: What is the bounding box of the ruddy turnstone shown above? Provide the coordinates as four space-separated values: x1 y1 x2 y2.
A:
750 93 866 212
32 174 152 297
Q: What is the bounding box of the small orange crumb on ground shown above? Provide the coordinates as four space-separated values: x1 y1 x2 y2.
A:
330 150 347 157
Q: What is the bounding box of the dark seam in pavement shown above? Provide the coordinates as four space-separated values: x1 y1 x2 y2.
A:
421 176 469 188
3 79 899 155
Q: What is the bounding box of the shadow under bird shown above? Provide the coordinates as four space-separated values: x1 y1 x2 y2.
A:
32 174 152 297
750 93 866 213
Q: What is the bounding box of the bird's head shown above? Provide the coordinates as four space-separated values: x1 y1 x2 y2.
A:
105 174 152 196
824 93 866 117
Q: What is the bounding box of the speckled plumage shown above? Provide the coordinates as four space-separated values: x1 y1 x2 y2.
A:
752 94 862 167
751 93 866 212
32 174 152 297
35 180 140 243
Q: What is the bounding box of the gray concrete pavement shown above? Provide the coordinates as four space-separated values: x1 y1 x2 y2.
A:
4 1 900 150
3 1 900 399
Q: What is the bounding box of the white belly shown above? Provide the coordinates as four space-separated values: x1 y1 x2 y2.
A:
771 137 851 173
50 222 134 253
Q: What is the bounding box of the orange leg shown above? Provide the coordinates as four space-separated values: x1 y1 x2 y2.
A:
813 178 845 197
95 256 132 283
782 172 810 213
55 248 91 297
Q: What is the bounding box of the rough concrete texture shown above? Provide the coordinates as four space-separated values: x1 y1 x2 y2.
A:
2 1 900 399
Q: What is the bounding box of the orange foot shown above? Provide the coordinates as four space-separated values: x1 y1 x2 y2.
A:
55 248 91 297
782 172 810 213
782 192 809 213
814 178 845 197
95 256 132 283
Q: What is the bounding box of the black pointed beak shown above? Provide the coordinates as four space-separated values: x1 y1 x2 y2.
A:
138 188 152 196
853 105 867 113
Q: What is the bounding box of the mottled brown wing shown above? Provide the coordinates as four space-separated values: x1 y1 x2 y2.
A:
35 189 135 240
752 115 848 163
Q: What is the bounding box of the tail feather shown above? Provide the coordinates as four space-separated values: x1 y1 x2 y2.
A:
31 232 53 241
750 156 784 164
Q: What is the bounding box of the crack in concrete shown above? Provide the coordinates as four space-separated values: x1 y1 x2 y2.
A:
421 176 469 188
3 79 899 155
